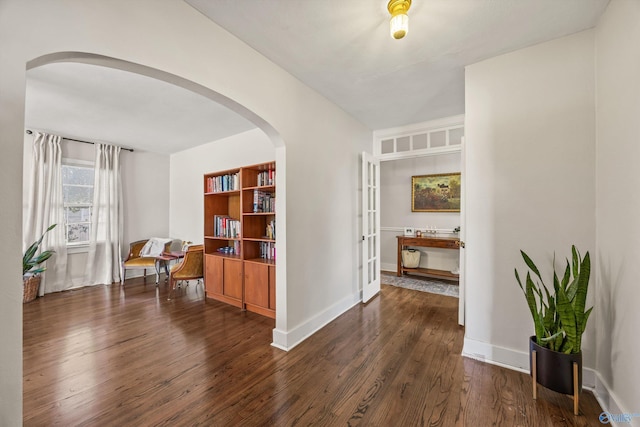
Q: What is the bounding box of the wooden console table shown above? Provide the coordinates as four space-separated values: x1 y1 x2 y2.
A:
396 235 460 280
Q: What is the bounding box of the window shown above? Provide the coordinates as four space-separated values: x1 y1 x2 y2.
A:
62 161 94 245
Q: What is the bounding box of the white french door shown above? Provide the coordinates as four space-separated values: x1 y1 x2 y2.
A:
361 151 381 303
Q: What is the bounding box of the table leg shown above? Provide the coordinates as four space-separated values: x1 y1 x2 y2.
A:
397 240 402 277
154 260 161 284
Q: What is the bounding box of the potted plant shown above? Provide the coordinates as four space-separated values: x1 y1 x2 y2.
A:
514 245 592 414
23 224 56 303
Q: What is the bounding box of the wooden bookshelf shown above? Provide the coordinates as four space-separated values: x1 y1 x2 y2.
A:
203 162 276 318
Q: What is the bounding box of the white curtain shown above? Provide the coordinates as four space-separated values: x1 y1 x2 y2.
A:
24 132 68 295
85 143 123 285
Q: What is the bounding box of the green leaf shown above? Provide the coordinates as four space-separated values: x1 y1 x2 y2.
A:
539 330 562 343
556 286 578 353
521 250 545 288
22 224 57 275
23 242 38 264
554 332 565 352
515 268 524 292
561 260 571 292
581 306 593 335
565 276 579 302
559 337 573 354
542 284 555 332
525 273 544 342
572 252 591 351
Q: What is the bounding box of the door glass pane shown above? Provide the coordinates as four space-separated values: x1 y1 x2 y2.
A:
372 208 377 233
372 163 377 187
372 190 377 216
369 235 377 259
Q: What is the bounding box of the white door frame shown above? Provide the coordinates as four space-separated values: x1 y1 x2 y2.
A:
374 148 466 326
458 137 466 326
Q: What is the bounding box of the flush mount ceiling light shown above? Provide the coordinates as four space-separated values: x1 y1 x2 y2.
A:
387 0 412 39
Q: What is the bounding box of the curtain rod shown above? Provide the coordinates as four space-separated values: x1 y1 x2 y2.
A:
25 129 134 152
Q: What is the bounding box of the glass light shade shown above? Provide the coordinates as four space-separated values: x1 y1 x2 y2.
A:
390 13 408 39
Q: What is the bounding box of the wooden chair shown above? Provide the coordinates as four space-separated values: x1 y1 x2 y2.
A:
168 244 204 300
121 239 175 285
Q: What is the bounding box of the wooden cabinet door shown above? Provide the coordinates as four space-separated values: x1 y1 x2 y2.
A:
205 255 223 296
223 259 243 300
268 265 276 310
245 262 269 308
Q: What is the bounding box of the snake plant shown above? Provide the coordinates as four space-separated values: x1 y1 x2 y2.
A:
23 224 56 276
515 245 592 354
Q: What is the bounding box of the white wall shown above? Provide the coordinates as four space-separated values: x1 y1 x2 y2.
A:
380 153 461 273
121 150 171 245
0 2 370 423
595 1 640 421
463 31 596 373
120 148 171 278
169 129 274 243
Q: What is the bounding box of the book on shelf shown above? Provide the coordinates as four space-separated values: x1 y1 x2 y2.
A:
252 189 275 213
207 172 239 193
259 241 276 260
213 215 241 238
256 169 275 187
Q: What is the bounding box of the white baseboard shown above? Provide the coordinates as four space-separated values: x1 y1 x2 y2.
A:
381 262 397 273
271 291 361 351
461 337 596 388
593 372 639 427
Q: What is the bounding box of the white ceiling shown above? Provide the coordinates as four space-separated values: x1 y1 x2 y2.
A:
25 0 609 154
25 63 257 154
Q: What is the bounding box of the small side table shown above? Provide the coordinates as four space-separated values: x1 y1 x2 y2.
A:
154 251 185 282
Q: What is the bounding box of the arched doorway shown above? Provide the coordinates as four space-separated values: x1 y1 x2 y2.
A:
25 51 288 343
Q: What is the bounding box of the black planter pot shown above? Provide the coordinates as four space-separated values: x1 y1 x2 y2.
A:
529 336 582 395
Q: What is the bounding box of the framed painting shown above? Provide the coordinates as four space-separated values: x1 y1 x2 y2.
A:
411 172 461 212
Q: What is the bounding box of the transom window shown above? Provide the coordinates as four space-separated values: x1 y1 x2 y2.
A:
61 161 94 245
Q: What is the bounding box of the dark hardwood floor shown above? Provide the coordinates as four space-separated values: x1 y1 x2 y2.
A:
23 276 604 426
